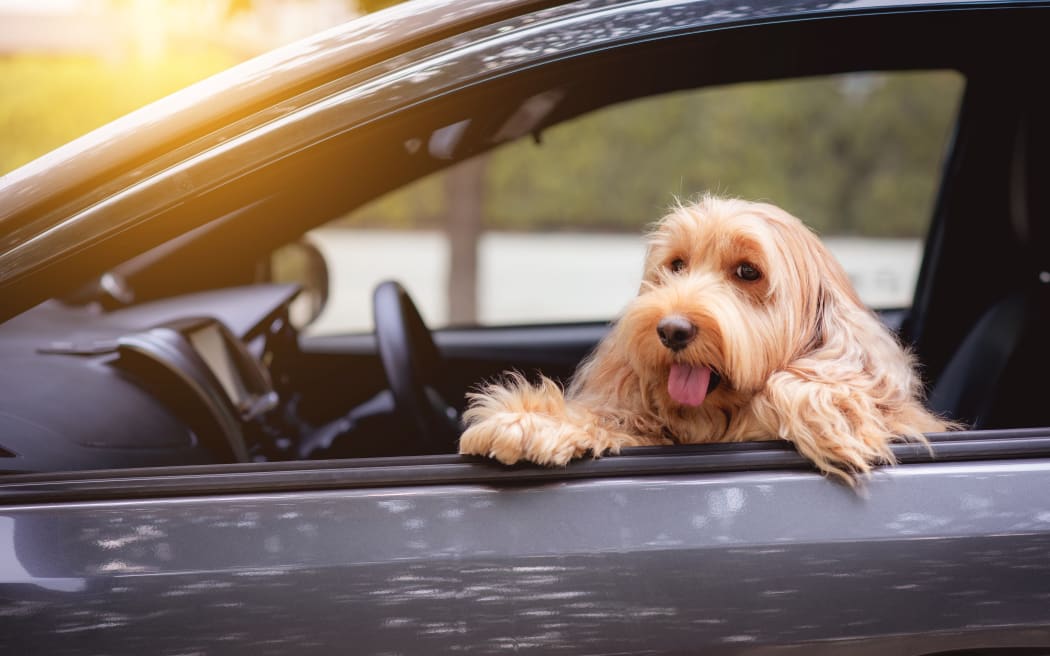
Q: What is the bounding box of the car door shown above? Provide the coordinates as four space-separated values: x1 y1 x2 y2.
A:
3 439 1050 654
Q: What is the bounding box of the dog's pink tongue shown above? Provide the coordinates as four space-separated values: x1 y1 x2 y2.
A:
668 363 712 407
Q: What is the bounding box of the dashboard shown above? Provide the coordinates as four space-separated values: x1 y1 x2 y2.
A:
0 285 301 474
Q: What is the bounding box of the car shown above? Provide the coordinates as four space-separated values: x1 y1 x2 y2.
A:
1 0 1050 652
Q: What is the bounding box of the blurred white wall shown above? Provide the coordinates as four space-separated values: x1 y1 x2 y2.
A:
305 229 922 335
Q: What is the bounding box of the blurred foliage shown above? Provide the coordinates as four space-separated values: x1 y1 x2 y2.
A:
347 71 963 238
0 50 237 175
356 0 403 12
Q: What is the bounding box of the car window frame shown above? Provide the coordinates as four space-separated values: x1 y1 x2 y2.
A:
1 429 1050 504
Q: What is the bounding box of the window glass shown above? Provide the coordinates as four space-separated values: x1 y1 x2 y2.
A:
295 71 963 335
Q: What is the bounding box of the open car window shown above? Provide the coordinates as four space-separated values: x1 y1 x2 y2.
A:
7 0 1050 482
286 70 964 336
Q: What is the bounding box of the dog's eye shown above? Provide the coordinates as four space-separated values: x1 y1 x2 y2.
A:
735 262 762 282
669 258 687 273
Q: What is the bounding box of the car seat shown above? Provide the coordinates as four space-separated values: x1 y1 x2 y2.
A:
928 115 1050 429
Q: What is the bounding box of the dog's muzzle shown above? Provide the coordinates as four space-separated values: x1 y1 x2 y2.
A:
657 315 697 352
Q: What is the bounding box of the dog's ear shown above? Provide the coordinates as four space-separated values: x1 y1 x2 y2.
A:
751 215 946 481
638 223 673 294
806 241 921 405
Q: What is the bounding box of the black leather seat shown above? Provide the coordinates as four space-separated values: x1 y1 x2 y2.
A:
928 287 1050 428
928 110 1050 429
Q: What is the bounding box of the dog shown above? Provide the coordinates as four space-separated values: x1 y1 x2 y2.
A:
458 196 951 481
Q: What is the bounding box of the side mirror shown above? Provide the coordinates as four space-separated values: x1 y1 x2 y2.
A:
265 239 330 330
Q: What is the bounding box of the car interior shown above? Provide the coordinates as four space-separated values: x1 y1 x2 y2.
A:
927 102 1050 429
0 10 1047 477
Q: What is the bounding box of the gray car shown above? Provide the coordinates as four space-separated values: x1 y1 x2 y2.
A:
1 0 1049 653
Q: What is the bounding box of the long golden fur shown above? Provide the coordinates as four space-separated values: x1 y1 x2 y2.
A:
459 196 951 481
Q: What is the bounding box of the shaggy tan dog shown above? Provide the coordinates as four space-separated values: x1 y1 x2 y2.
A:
459 196 950 481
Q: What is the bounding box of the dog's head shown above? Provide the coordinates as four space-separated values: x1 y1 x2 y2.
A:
618 196 893 412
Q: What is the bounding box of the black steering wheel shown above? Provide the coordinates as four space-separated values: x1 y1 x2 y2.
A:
373 280 460 453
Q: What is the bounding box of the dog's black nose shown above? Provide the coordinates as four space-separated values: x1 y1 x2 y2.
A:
657 315 697 351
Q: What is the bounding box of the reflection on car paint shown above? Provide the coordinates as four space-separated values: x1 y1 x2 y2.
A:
2 461 1050 652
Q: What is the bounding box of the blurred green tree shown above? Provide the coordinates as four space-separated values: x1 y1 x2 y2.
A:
0 50 236 175
356 0 402 12
343 71 962 239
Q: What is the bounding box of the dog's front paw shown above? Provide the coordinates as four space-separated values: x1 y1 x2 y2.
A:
754 371 900 484
459 411 592 466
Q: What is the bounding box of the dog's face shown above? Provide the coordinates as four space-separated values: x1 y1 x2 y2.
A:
619 197 854 411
